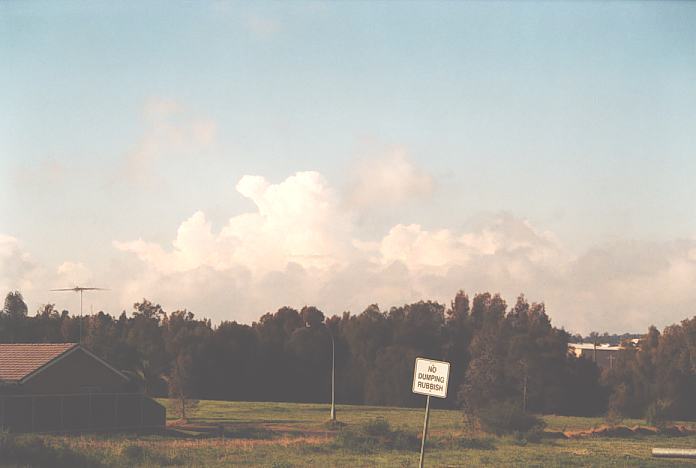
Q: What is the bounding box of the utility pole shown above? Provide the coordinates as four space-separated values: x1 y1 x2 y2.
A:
331 332 336 420
327 327 336 421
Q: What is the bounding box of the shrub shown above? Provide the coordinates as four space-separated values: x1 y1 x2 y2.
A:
323 419 347 430
604 408 624 427
0 431 98 468
334 428 377 453
362 417 391 437
645 400 672 429
477 400 546 437
270 463 294 468
121 444 146 462
438 434 496 450
333 418 419 452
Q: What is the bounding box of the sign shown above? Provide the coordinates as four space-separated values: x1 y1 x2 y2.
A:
412 357 450 399
413 358 451 468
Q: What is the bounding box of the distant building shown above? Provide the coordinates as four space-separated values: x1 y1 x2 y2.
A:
0 343 165 432
568 343 622 370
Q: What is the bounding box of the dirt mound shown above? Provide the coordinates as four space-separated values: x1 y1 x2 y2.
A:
565 424 696 439
631 426 657 436
542 431 568 440
659 425 692 437
593 425 635 438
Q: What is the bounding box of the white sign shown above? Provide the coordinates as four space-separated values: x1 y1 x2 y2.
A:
412 357 450 399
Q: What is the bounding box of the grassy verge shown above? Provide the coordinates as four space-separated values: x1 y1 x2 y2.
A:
3 400 694 467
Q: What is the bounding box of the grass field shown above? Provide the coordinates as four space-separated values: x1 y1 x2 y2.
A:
3 400 696 467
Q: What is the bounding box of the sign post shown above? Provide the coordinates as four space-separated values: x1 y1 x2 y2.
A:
412 357 450 468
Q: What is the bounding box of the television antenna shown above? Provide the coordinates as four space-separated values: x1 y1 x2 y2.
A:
50 286 109 343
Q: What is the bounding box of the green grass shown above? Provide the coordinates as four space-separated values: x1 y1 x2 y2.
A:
5 400 695 467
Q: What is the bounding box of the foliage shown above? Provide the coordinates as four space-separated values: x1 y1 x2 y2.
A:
333 417 419 452
120 443 145 462
3 401 693 467
604 318 696 422
437 434 496 450
0 431 98 467
1 289 694 423
645 400 672 429
476 400 546 438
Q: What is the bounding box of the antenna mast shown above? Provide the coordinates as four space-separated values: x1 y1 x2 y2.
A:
50 286 109 344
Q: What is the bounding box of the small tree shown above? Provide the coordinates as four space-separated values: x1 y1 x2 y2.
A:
169 351 194 420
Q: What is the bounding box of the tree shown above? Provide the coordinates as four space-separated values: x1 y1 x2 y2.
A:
1 291 29 342
169 349 195 420
127 299 169 395
3 290 28 319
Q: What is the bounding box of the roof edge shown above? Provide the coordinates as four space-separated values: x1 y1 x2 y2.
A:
13 343 79 384
18 344 130 384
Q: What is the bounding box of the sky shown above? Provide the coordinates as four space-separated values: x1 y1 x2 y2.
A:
1 1 696 333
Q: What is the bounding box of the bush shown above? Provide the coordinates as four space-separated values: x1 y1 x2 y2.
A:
604 408 624 427
362 417 391 437
323 419 347 430
512 427 543 444
0 431 98 468
121 444 146 462
333 418 419 452
438 434 496 450
645 400 672 429
477 400 546 437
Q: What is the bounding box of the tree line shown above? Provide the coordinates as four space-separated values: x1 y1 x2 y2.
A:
1 290 694 421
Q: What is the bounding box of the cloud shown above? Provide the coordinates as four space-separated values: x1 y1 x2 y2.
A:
112 170 696 333
12 159 66 188
123 98 218 184
346 148 434 209
247 15 280 39
115 171 356 276
0 234 37 292
56 261 92 286
373 213 570 280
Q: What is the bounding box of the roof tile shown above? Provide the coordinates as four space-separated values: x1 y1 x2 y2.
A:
0 343 77 382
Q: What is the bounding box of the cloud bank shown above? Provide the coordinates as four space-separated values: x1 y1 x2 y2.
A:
109 170 696 333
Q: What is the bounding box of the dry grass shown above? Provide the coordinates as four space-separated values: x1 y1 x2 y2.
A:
13 400 696 467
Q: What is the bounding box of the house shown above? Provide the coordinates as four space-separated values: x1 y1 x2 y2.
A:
568 343 621 370
0 343 165 432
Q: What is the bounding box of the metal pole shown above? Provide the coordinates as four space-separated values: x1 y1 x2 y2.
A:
330 333 336 421
593 341 597 363
419 395 431 468
79 289 83 344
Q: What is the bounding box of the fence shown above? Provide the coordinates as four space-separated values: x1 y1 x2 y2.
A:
0 393 165 433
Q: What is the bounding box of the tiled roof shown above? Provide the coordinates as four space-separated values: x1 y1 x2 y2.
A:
0 343 78 382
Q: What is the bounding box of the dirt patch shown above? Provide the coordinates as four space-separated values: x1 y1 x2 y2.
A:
631 426 657 436
542 431 568 440
564 424 696 439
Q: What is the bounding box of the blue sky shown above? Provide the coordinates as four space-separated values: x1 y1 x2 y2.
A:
2 1 696 333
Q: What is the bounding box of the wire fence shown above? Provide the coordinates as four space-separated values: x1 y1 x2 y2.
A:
0 392 166 433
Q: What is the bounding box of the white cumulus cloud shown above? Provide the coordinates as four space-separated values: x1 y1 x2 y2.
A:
123 98 218 185
346 148 434 208
56 261 92 286
0 234 37 293
108 170 696 333
115 171 356 277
